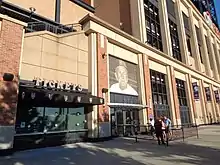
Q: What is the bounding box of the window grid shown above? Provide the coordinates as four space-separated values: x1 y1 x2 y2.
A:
176 78 191 125
150 70 170 118
144 0 163 51
169 20 182 61
176 79 187 106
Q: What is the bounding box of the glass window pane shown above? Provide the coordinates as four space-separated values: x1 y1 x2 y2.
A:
67 107 86 130
15 106 44 134
44 108 66 132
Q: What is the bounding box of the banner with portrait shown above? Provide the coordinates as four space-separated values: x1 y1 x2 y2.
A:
205 87 212 101
109 55 140 104
192 82 199 100
214 90 220 103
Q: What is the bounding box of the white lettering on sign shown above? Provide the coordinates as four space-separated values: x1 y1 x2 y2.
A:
33 77 83 92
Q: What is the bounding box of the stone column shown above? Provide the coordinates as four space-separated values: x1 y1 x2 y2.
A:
96 33 110 138
207 31 219 80
185 74 196 124
212 87 220 123
199 80 209 124
210 85 217 123
0 15 26 150
88 32 98 138
188 8 202 71
175 0 189 65
158 0 172 56
166 66 180 126
213 38 220 78
142 55 153 120
138 54 147 127
199 21 212 77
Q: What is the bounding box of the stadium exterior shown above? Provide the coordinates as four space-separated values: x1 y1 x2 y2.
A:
0 0 220 151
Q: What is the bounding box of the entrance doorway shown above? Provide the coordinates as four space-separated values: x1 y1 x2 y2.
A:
110 108 139 137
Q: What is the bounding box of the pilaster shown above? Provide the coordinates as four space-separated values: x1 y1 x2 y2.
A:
199 80 208 124
97 33 110 137
210 85 217 123
213 38 220 78
185 74 196 124
138 54 147 125
142 55 153 120
199 21 212 77
88 32 98 138
166 66 180 126
207 31 219 81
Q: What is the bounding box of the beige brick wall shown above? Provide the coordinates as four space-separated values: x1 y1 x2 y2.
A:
21 31 89 89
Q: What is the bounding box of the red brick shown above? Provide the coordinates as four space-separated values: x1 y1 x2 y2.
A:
0 19 23 126
142 55 154 119
97 33 109 122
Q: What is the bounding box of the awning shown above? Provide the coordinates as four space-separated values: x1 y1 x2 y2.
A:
107 103 148 110
18 85 104 107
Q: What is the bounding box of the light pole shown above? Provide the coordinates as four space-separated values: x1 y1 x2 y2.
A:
29 7 36 21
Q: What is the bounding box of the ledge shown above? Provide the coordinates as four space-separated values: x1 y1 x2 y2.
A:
0 13 27 27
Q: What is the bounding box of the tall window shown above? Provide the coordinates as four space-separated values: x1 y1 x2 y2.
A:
166 0 182 61
176 78 191 125
169 20 182 61
150 70 170 118
196 26 203 63
144 0 163 51
183 13 193 57
176 79 187 106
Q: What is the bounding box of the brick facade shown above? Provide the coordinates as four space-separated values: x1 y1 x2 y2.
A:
142 55 154 118
97 33 109 122
0 19 23 126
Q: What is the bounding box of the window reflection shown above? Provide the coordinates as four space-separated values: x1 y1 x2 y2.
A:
44 108 66 132
15 106 87 134
15 106 44 134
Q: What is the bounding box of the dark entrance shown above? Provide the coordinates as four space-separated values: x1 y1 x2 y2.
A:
110 105 146 137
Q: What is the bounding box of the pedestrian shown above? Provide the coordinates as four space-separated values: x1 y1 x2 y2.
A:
149 118 155 139
154 117 165 145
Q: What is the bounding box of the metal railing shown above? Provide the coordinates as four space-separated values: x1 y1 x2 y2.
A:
134 123 199 142
25 22 76 34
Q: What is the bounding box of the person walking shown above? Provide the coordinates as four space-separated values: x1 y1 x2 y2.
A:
163 116 172 140
154 117 165 145
149 118 155 139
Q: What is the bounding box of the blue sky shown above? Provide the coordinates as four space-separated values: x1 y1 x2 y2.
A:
214 0 220 26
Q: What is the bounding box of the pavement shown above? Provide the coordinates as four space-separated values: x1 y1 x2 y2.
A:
0 125 220 165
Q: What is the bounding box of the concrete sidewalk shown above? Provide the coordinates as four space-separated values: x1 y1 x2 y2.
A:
0 125 220 165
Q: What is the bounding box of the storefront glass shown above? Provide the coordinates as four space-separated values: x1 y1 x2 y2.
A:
15 105 87 134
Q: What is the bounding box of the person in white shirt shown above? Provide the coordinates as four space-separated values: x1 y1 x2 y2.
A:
110 60 138 96
149 118 155 138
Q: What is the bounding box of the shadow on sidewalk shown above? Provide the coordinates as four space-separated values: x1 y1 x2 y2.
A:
0 141 146 165
0 134 219 165
92 137 219 165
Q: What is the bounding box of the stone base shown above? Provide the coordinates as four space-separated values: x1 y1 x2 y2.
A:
0 126 14 150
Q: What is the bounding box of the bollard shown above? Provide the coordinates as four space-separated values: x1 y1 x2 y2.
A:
135 131 138 142
182 127 185 142
196 125 199 139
